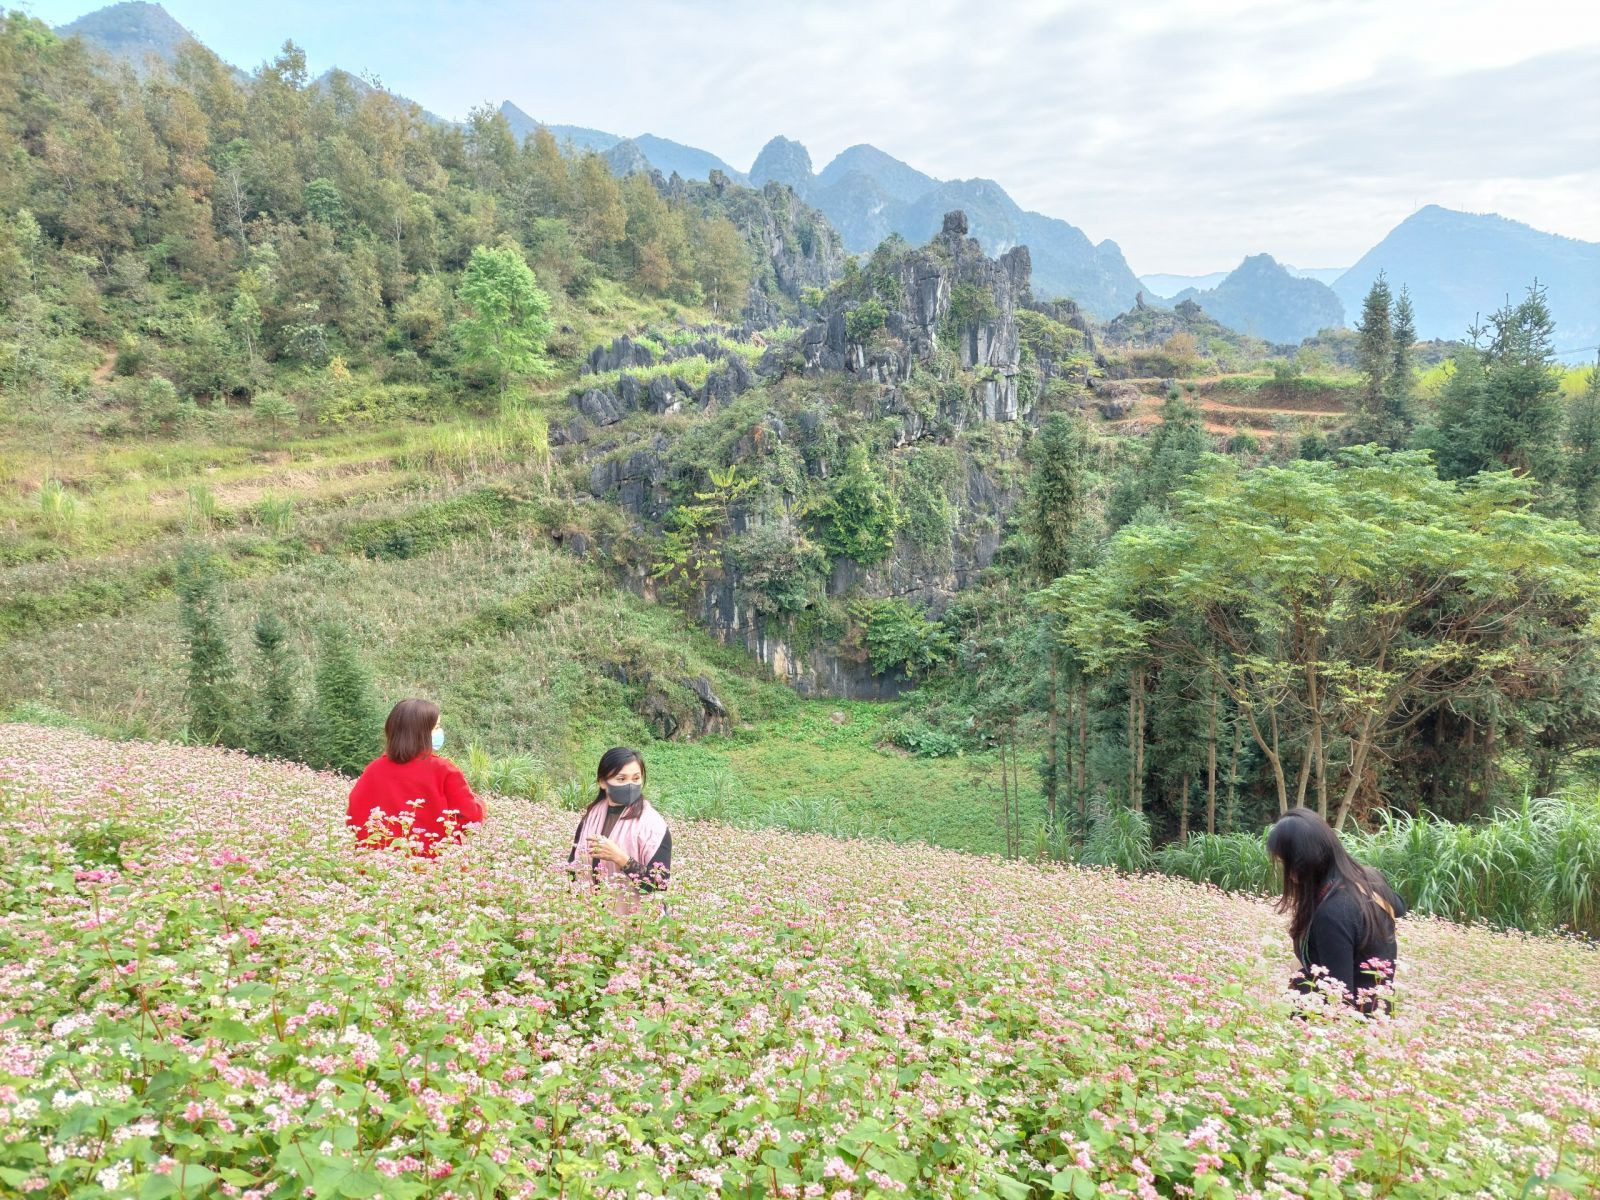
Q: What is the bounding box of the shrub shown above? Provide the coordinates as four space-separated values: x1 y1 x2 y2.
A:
815 443 898 565
845 298 887 342
854 598 955 679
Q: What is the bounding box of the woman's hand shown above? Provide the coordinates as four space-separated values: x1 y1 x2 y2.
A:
587 836 630 868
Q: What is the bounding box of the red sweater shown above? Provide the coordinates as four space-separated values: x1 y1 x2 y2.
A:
346 753 484 856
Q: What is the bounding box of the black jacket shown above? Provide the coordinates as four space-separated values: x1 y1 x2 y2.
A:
1296 874 1407 1011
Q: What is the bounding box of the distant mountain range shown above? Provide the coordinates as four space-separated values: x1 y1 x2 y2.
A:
52 3 1600 353
55 0 197 73
745 136 1145 318
1333 206 1600 356
1142 264 1345 298
1171 255 1347 344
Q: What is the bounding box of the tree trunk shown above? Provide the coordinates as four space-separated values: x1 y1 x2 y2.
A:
1128 667 1146 813
1206 690 1218 836
1010 720 1022 858
1179 772 1190 842
1046 650 1059 830
1268 705 1288 814
1225 707 1243 833
1334 716 1378 830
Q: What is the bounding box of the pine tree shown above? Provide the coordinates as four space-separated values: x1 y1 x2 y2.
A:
310 623 382 776
1383 285 1417 445
175 547 238 745
1352 273 1394 441
1025 412 1089 581
249 610 302 760
1108 396 1207 528
1476 283 1564 481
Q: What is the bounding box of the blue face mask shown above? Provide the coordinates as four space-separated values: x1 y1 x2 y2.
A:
431 727 445 752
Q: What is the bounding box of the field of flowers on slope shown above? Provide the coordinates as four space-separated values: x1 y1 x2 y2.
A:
0 725 1595 1200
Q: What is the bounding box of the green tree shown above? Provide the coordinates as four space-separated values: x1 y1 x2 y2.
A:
816 442 899 564
1352 273 1394 441
693 214 750 316
249 610 301 760
310 623 382 776
250 389 297 436
453 244 553 396
1024 412 1089 581
1430 285 1565 485
1107 396 1207 528
1567 360 1600 526
1384 285 1417 444
176 548 238 746
1048 449 1600 828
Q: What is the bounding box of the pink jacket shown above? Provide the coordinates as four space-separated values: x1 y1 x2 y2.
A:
567 797 671 914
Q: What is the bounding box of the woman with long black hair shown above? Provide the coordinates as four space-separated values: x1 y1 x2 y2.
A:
1267 807 1407 1013
567 746 671 914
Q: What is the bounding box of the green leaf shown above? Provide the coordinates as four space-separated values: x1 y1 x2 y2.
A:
212 1017 254 1042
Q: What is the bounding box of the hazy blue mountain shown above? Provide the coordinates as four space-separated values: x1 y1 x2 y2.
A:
1175 254 1346 344
496 104 744 181
56 1 196 73
58 4 445 118
498 102 620 153
632 135 747 184
751 137 1144 317
1334 206 1600 357
315 69 450 127
749 136 817 196
817 144 936 204
1140 271 1229 298
1283 265 1347 286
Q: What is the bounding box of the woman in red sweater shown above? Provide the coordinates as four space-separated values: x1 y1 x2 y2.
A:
346 698 484 856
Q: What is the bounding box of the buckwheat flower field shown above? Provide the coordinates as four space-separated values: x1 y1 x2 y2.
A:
0 726 1595 1199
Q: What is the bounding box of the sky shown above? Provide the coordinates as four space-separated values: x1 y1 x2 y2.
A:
23 0 1600 275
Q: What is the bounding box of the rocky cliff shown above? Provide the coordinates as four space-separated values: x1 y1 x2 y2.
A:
562 212 1084 699
800 211 1032 427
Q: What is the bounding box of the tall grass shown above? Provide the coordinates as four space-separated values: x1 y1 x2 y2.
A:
1155 795 1600 938
1080 803 1154 872
402 409 551 482
38 477 81 540
463 744 545 802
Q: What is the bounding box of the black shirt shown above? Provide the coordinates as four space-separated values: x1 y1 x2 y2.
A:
1296 875 1407 1011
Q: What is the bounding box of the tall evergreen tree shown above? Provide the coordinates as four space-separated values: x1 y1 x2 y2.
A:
175 548 237 745
1477 283 1564 481
1025 412 1089 581
1383 285 1417 445
249 610 301 760
1108 396 1208 528
310 623 382 776
1352 273 1394 441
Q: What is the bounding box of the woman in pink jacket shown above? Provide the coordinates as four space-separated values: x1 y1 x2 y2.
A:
567 746 671 911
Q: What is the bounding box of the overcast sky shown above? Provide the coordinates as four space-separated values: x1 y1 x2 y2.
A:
24 0 1600 274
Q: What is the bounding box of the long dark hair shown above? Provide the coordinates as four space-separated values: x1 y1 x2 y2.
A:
593 746 646 808
383 698 440 764
1267 807 1391 943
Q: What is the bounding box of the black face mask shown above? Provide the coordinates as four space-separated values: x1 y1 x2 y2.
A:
605 782 642 808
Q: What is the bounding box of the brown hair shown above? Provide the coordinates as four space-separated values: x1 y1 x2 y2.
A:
384 698 441 764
